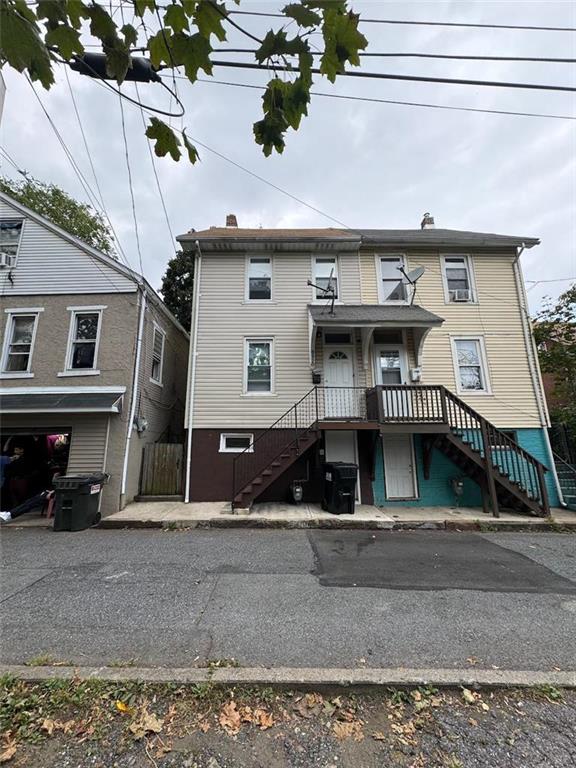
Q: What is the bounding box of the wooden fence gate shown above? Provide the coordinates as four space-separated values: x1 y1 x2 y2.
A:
140 443 184 496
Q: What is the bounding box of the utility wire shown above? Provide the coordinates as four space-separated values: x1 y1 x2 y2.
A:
526 278 575 291
0 146 29 177
228 10 576 33
118 87 145 276
209 59 576 93
179 76 576 122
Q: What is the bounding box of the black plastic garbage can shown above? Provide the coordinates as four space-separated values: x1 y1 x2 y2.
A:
53 473 109 532
322 462 358 515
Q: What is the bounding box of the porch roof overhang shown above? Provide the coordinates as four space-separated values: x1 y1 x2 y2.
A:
0 389 125 414
308 304 444 367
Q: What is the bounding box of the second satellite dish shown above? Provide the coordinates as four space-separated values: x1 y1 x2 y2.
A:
405 266 425 284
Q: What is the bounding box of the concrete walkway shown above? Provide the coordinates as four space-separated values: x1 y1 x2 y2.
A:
96 500 576 531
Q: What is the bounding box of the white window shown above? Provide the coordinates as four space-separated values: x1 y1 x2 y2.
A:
378 255 407 303
63 307 104 374
150 325 166 385
452 337 490 393
313 257 339 300
0 220 23 267
1 311 40 375
219 433 254 453
442 255 475 303
245 338 273 394
246 257 272 301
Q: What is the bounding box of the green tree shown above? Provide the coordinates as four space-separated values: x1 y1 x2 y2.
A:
0 175 114 254
160 250 194 330
0 1 367 162
534 285 576 434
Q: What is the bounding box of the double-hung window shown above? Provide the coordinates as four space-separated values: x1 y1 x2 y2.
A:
452 337 490 393
63 307 104 374
442 255 474 303
151 325 166 385
245 339 273 393
378 255 407 303
247 257 272 301
0 220 23 267
1 311 40 375
313 257 339 300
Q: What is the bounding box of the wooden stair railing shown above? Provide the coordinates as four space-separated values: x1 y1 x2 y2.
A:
552 451 576 510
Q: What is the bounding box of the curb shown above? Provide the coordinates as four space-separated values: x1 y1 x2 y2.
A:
3 665 575 689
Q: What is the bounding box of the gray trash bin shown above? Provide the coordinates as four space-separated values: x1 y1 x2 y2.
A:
53 473 109 531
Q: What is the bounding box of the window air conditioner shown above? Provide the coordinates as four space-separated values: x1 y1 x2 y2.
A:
450 289 471 302
0 251 15 269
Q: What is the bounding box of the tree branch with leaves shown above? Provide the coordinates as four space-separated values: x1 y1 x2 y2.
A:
0 0 368 162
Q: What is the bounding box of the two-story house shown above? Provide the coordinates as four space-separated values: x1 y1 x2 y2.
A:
179 215 562 517
0 191 189 518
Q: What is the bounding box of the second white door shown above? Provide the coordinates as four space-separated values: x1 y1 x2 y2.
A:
382 434 417 499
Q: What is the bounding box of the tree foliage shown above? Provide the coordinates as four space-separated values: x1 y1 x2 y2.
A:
0 0 368 162
0 175 114 254
160 250 194 330
534 285 576 432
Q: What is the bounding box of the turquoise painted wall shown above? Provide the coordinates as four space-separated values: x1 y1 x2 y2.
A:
373 428 559 508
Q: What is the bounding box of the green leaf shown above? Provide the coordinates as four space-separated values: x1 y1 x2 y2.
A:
282 3 321 27
164 4 189 34
134 0 156 17
45 25 84 60
320 9 367 82
121 24 138 48
66 0 90 30
36 0 67 26
182 131 200 164
170 32 213 81
0 3 54 89
86 4 117 43
193 1 227 42
253 113 287 157
256 29 310 62
148 29 173 69
145 118 182 161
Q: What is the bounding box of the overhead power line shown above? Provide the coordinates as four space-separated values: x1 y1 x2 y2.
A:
178 76 576 122
229 10 576 33
118 88 145 276
209 59 576 93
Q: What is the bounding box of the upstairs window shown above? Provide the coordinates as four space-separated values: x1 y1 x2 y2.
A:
64 308 103 373
0 220 23 267
313 257 339 300
247 257 272 300
1 312 39 374
378 256 407 303
246 339 273 393
452 337 490 393
151 325 166 384
442 255 474 303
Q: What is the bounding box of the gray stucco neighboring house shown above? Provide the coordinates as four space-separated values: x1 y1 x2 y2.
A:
0 191 189 517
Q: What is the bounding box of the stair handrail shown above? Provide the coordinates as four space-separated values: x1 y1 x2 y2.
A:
552 450 576 474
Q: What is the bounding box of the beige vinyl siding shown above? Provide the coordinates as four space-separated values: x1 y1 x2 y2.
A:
67 415 109 473
360 252 379 304
0 201 135 296
359 248 541 428
193 251 361 428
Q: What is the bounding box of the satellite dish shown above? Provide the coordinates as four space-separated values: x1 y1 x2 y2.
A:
405 266 425 284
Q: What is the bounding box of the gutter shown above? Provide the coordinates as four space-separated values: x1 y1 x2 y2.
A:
184 243 202 503
513 246 565 507
120 286 147 499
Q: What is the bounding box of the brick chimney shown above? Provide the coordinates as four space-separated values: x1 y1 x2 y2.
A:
226 214 238 228
421 212 435 229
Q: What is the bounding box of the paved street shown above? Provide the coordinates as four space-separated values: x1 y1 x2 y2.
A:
1 528 575 670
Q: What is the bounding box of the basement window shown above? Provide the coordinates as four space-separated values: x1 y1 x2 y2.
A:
220 433 254 453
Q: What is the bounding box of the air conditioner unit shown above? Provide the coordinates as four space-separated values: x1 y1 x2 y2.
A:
0 251 15 269
450 289 471 302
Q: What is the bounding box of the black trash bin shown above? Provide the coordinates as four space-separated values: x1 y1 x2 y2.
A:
53 473 109 532
322 462 358 515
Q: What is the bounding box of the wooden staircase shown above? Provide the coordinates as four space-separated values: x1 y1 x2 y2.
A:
553 453 576 511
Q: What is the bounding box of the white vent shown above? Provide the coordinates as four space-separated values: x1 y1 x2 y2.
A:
0 251 16 269
450 289 471 302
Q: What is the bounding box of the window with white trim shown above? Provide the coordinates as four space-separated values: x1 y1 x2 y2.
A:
0 220 23 267
66 311 101 371
378 255 407 303
313 257 339 299
246 339 273 393
246 257 272 300
453 338 489 393
442 255 474 303
1 312 39 373
219 433 254 453
151 325 166 384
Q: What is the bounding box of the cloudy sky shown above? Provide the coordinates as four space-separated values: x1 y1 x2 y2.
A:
1 0 575 312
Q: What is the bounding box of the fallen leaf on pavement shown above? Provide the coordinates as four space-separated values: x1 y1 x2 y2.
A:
219 700 241 735
254 708 274 730
372 730 387 741
462 688 476 705
129 708 164 740
333 720 364 741
116 700 134 715
0 740 16 764
468 717 478 727
479 701 490 711
198 720 211 733
41 719 55 736
294 693 323 719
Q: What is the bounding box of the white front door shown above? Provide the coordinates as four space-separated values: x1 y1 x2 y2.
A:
374 345 411 418
323 348 358 418
383 434 417 499
324 430 361 501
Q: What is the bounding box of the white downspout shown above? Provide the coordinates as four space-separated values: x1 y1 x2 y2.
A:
513 247 565 507
184 243 202 503
121 286 147 499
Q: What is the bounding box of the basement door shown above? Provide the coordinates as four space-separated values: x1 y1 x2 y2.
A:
382 434 417 500
324 430 361 502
